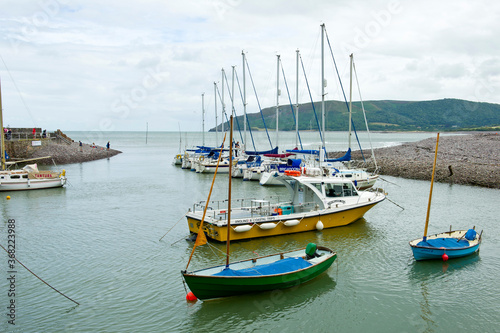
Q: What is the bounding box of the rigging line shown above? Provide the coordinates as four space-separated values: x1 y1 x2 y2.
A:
234 69 257 151
324 29 365 158
0 242 80 305
222 69 244 144
0 54 37 128
299 54 323 144
245 57 274 149
280 58 303 149
353 60 377 169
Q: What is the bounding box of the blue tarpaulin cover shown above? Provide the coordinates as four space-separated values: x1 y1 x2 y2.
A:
417 238 470 248
325 148 351 162
213 257 312 277
465 229 477 240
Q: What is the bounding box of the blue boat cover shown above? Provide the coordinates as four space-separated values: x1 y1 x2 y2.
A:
246 147 279 156
325 148 351 162
287 159 302 167
213 257 312 277
286 149 319 155
417 238 470 248
465 229 477 240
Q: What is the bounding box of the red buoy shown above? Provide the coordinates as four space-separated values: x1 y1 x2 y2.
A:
186 291 197 302
442 253 449 261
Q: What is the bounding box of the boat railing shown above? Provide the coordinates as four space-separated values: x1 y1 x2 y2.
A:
192 195 284 215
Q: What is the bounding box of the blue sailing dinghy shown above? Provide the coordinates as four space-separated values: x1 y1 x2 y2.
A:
409 228 482 261
409 133 483 261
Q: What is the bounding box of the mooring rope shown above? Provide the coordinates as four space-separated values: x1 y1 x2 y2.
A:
0 243 80 305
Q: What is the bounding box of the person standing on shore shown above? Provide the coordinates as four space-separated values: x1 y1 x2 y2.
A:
79 141 83 152
106 141 110 150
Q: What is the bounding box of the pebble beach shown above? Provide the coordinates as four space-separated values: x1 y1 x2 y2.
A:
351 132 500 189
30 141 121 165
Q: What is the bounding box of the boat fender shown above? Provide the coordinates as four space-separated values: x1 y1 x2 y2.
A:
234 225 252 233
316 221 324 231
284 219 300 227
259 223 277 230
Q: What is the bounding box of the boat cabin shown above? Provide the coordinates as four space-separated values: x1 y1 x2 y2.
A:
280 176 359 211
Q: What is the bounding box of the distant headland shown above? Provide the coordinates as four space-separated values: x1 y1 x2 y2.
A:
3 128 121 165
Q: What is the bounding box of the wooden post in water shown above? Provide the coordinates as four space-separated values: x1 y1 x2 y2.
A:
146 122 148 144
423 133 440 241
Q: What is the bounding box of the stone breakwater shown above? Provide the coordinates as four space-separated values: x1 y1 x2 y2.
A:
30 141 121 165
348 133 500 189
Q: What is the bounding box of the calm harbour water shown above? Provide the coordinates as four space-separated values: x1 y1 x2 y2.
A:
1 131 499 332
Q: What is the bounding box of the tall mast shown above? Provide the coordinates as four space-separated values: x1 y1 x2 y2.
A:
423 133 440 242
276 54 280 149
321 24 326 151
225 115 234 267
242 50 247 151
348 53 353 167
221 68 225 135
214 82 218 146
0 79 5 171
295 49 300 148
231 66 235 120
202 93 205 146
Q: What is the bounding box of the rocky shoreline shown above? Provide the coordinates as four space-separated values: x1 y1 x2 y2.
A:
30 141 121 165
348 132 500 189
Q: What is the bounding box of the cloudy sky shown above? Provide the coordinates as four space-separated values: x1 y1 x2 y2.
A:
0 0 498 132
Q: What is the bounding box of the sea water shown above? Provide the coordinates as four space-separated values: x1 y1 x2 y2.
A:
0 131 498 332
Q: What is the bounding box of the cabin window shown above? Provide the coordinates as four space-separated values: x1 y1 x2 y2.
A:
22 175 28 179
312 183 322 194
10 175 20 179
342 183 357 196
325 184 343 197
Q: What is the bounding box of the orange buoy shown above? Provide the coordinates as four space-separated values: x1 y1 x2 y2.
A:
6 196 11 200
186 291 197 302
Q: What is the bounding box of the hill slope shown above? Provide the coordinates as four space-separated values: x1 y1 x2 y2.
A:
210 99 500 132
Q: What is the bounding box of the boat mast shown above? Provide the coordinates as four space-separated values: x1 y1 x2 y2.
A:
221 69 226 136
295 49 299 148
423 133 440 242
225 114 233 267
0 79 5 171
202 93 205 146
276 54 280 150
231 65 235 149
348 53 353 168
214 82 218 147
321 24 326 154
242 50 247 151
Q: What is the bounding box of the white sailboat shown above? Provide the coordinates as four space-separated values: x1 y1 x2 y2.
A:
0 79 67 191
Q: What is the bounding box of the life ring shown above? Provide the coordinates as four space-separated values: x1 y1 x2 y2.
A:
199 155 204 161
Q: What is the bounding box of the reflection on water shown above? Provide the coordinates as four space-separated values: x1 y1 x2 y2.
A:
188 272 337 332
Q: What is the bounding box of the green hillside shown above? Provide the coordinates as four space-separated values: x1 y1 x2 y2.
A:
210 99 500 132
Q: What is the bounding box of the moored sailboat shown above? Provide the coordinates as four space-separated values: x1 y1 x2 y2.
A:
409 133 482 261
0 79 66 191
181 115 337 301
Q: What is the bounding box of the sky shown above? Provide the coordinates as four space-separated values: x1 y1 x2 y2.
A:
0 0 499 132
